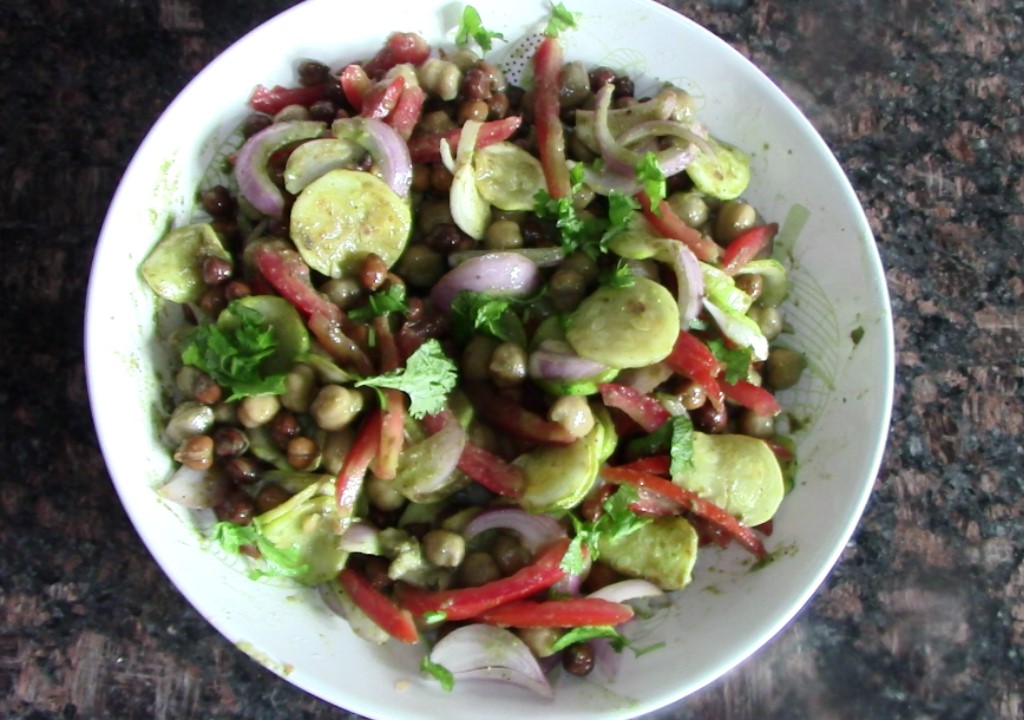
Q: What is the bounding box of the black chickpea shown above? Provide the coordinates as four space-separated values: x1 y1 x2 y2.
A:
764 347 805 390
459 552 501 587
270 410 301 449
430 163 454 192
692 401 728 433
484 219 524 250
320 277 363 309
359 253 389 291
254 482 292 514
212 426 249 457
200 185 234 218
562 643 596 677
736 273 764 300
491 533 531 575
223 456 261 485
395 244 445 288
223 280 251 301
214 490 255 525
738 409 775 439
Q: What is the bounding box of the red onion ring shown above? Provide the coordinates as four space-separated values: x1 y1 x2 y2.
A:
462 507 566 554
158 465 229 509
430 252 541 313
235 120 326 216
428 624 553 698
528 339 612 382
331 117 413 197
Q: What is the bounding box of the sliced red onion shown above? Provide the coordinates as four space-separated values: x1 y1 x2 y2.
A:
552 545 590 596
587 579 665 604
462 507 566 554
578 162 642 196
158 465 229 509
617 120 715 160
448 246 566 268
593 84 637 176
393 419 468 501
592 637 622 681
331 117 413 197
428 624 553 699
318 580 390 645
528 340 611 382
658 238 704 326
235 120 326 217
338 521 382 554
430 252 541 313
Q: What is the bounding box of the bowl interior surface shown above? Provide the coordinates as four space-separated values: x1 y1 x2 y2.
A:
86 0 894 717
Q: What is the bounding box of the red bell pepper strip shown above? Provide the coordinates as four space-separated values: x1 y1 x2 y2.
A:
252 243 342 324
338 568 419 644
407 116 522 164
363 32 431 79
360 76 405 120
637 193 722 262
601 465 767 559
721 223 778 275
720 379 782 416
336 409 382 514
339 65 370 112
532 37 571 198
397 538 569 620
664 331 725 412
478 598 634 628
618 454 671 476
248 84 326 115
598 383 670 433
370 317 405 480
387 85 425 140
421 409 524 498
466 382 576 446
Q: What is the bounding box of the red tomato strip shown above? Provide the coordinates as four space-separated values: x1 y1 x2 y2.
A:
617 454 671 476
407 116 522 164
370 317 405 480
248 84 326 115
363 32 430 79
478 598 634 628
532 37 571 198
339 65 370 112
466 382 576 445
422 409 525 498
397 538 569 620
252 243 342 324
387 86 425 140
638 193 722 262
601 465 767 559
338 568 419 644
721 223 778 275
360 76 405 120
720 379 782 416
336 409 383 514
664 331 725 412
598 383 671 433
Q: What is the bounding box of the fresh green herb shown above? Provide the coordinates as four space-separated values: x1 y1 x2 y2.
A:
355 339 457 419
180 301 286 401
420 655 455 692
544 2 580 37
599 258 636 289
454 5 505 52
705 338 753 384
560 486 651 573
631 640 666 657
534 167 638 260
212 520 310 580
626 415 696 476
636 151 667 209
347 284 409 322
550 625 624 653
423 610 448 624
449 290 528 346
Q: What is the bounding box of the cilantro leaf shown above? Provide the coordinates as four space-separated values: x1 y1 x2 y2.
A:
705 338 753 384
420 656 455 692
355 339 457 419
422 610 448 624
550 625 624 653
625 415 695 477
607 190 641 227
449 290 528 346
560 486 650 573
598 258 636 289
636 152 667 209
455 5 505 52
181 301 286 401
544 2 580 37
212 520 310 579
347 284 409 322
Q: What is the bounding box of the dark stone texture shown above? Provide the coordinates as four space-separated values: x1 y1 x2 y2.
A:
1 0 1021 718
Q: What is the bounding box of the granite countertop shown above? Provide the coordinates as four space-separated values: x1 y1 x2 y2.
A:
2 0 1022 718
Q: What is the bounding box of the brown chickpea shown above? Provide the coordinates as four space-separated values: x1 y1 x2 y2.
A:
764 347 805 391
738 409 775 439
548 268 587 312
254 483 292 514
487 91 510 119
286 436 319 470
270 410 301 449
419 109 456 135
457 99 490 124
429 163 454 192
394 244 445 289
491 533 531 575
174 435 214 470
667 191 709 229
676 379 707 411
735 273 764 300
459 552 501 587
484 219 524 250
223 280 251 302
201 255 233 285
192 373 223 405
320 277 363 310
359 253 389 291
411 164 431 193
422 530 466 569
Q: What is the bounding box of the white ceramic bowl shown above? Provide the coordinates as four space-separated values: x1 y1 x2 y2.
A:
86 0 894 717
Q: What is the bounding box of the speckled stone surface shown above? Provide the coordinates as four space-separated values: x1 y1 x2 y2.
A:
1 0 1022 718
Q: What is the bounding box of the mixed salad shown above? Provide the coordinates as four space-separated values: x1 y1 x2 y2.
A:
142 4 804 696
